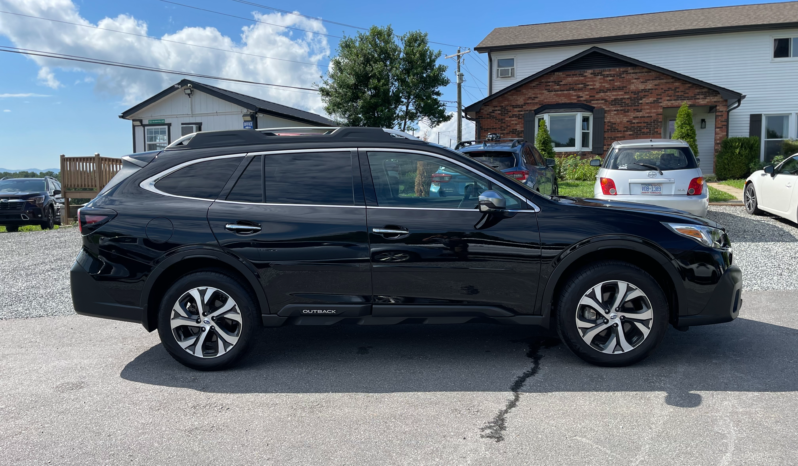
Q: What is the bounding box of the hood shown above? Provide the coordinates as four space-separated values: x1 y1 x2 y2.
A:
555 196 719 228
0 191 44 199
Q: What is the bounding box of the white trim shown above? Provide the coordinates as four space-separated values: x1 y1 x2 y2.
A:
535 112 592 152
145 126 169 152
761 113 793 161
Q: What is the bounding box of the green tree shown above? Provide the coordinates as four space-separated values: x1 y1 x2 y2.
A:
672 103 699 157
319 26 451 130
535 119 555 159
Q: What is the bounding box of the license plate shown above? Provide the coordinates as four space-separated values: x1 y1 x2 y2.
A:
641 184 662 195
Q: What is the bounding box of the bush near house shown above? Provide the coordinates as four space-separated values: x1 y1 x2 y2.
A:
715 137 760 180
672 103 699 158
556 155 601 181
783 139 798 156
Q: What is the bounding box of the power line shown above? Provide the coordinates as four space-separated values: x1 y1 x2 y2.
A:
467 55 487 70
462 62 486 89
0 10 325 68
0 46 320 92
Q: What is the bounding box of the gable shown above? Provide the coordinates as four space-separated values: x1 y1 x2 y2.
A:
127 89 246 119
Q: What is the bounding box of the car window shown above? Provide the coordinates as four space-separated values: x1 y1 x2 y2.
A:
264 152 354 205
367 151 523 210
227 156 263 203
777 156 798 175
155 157 242 199
463 151 518 170
523 146 545 166
605 147 698 171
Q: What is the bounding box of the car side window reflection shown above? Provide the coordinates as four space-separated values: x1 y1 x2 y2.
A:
776 156 798 175
367 151 523 210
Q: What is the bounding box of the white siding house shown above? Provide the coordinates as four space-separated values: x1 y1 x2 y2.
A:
121 79 333 153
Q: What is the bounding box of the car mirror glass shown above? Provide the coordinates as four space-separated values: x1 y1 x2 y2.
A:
546 158 556 167
589 159 601 167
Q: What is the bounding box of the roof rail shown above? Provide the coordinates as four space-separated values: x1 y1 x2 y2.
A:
455 138 525 150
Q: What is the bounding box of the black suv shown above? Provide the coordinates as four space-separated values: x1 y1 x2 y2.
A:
0 176 62 232
71 128 741 370
456 136 558 195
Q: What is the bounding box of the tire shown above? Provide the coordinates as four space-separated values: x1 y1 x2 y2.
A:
744 183 763 215
157 271 260 371
556 261 669 367
5 225 19 233
40 207 55 230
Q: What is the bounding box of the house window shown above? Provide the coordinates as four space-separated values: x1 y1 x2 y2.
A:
773 38 798 58
181 124 200 137
763 115 790 161
146 126 168 151
536 112 592 152
496 58 514 78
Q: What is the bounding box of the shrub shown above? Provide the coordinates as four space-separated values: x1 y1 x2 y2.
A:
715 137 760 180
750 155 786 173
556 155 600 181
535 119 555 160
783 139 798 156
672 103 699 158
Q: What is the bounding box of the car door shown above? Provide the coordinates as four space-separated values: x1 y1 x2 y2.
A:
524 145 553 195
361 148 542 316
207 150 372 317
761 156 798 214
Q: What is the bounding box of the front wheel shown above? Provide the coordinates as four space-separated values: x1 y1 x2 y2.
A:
744 183 762 215
556 261 669 367
157 271 260 371
40 208 55 230
4 225 19 233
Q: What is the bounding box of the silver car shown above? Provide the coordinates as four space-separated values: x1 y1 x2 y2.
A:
592 139 708 217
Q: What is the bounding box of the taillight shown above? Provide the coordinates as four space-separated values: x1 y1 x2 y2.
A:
600 177 617 195
687 177 704 195
431 173 452 184
505 170 529 182
78 208 117 235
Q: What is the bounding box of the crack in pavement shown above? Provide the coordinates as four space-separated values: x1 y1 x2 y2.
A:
480 338 559 442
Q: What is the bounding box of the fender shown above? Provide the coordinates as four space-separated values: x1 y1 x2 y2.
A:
536 235 688 324
140 245 270 330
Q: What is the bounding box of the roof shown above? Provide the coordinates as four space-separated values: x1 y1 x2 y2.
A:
119 79 334 126
464 47 745 114
612 139 690 147
476 1 798 51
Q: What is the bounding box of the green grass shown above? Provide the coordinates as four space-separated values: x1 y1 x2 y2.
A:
0 225 60 233
559 180 595 198
718 179 746 190
708 185 736 202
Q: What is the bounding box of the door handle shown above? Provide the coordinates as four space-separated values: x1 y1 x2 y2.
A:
225 223 261 233
372 227 409 238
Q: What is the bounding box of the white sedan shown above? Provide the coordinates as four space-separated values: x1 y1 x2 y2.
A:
744 154 798 223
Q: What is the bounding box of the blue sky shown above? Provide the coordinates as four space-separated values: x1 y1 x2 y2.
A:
0 0 782 169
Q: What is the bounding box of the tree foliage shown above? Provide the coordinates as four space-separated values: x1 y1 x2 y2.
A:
672 103 699 157
319 26 451 131
0 171 59 181
535 119 555 159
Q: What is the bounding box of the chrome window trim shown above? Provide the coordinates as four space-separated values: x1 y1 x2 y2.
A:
245 148 354 156
215 200 364 209
360 147 541 212
139 153 247 201
366 206 537 213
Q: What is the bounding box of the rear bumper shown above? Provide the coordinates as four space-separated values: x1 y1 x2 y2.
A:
593 193 708 216
678 264 742 327
70 252 144 324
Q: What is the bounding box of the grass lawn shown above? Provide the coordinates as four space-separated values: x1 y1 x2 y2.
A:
718 179 746 190
0 225 60 233
559 180 595 198
708 185 736 202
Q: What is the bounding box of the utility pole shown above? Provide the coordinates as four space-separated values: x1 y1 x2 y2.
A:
445 48 470 144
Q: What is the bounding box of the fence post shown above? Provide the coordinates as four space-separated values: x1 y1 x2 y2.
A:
60 154 69 225
94 153 101 193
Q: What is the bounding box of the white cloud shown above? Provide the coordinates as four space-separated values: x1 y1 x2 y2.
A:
0 0 330 114
0 93 50 98
3 109 10 113
416 112 476 148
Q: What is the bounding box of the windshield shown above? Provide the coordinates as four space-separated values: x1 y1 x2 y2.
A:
0 179 46 194
605 147 698 171
464 151 518 170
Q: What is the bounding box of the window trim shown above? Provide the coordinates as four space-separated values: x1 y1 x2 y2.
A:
535 112 592 152
139 153 247 201
145 125 170 151
496 56 515 79
181 122 202 137
761 113 792 161
772 36 798 61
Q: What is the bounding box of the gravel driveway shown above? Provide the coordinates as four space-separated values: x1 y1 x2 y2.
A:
1 205 797 320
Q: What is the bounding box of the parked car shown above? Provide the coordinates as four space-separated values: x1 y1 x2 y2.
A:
71 127 740 370
0 176 62 232
744 153 798 222
452 136 558 195
592 139 708 217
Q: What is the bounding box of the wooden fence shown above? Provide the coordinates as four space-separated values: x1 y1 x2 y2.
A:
59 153 123 223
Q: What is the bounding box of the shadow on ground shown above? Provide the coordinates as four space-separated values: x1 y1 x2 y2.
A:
121 317 798 408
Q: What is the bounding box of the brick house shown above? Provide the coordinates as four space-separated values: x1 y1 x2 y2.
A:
465 2 798 173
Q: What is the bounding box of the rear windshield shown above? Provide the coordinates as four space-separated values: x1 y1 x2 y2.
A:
0 179 45 194
605 147 698 171
464 151 518 170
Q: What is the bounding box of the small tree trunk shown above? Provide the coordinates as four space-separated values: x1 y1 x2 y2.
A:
414 161 434 197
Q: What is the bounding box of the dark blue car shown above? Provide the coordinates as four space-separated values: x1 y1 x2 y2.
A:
434 138 558 197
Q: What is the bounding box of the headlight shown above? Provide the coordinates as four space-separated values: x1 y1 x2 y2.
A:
26 196 44 207
664 223 730 249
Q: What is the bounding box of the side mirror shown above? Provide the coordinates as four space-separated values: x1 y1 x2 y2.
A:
590 159 601 167
546 158 556 167
478 190 506 213
695 157 701 165
53 189 62 196
764 165 774 176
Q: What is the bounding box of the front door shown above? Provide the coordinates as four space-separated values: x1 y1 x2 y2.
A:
207 150 372 316
361 149 542 316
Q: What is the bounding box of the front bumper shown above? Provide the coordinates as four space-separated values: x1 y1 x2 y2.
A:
593 193 709 216
0 206 44 224
70 251 144 324
678 264 742 327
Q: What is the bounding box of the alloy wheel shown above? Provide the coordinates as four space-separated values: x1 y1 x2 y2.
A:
745 185 756 211
170 287 243 358
575 280 653 354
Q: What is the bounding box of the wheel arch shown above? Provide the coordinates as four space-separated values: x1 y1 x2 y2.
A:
140 248 269 332
538 238 687 328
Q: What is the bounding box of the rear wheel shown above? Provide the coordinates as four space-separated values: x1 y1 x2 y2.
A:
556 261 669 367
157 271 260 371
4 225 19 233
744 183 762 215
